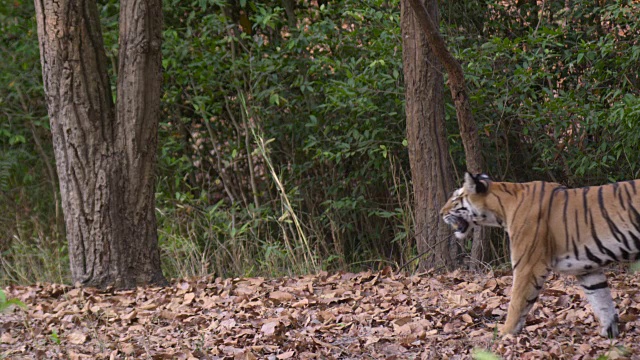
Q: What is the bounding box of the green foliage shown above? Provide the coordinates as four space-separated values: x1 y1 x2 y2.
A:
0 288 26 312
0 1 66 285
446 1 640 186
156 0 640 276
0 232 68 285
156 0 410 278
472 350 501 360
2 0 640 283
49 329 60 345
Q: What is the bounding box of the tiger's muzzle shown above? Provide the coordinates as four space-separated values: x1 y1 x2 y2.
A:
443 214 470 238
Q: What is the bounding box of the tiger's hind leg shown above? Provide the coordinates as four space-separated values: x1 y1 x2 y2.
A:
576 270 619 338
501 264 549 336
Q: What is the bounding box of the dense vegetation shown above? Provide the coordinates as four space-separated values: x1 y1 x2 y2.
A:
1 0 639 285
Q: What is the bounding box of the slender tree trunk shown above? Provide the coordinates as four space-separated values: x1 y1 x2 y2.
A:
115 0 166 287
406 0 490 266
34 0 167 288
281 0 297 29
401 0 458 270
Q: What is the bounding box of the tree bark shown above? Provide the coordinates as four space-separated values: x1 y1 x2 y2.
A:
406 0 490 266
34 0 167 288
115 0 166 287
281 0 297 29
401 0 458 270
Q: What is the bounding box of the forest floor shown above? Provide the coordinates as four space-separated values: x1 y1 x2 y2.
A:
1 267 640 359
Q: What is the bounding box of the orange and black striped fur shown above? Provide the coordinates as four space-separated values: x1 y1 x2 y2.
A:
440 173 640 337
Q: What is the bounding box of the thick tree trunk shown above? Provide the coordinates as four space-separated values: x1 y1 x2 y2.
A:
34 0 167 288
401 0 458 270
406 0 490 266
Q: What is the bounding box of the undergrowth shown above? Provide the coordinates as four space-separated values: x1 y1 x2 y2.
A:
3 0 639 285
155 133 414 280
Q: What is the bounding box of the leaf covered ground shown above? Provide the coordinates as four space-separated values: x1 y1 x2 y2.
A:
2 268 639 359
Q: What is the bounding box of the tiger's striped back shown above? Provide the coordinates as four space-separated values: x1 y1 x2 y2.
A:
548 181 640 272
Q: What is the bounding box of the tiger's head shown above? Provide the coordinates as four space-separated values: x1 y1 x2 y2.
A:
440 172 499 239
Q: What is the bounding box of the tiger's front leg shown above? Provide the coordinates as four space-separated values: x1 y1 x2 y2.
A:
576 270 619 338
501 265 549 336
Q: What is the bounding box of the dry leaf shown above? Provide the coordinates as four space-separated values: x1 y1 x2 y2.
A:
364 336 380 346
4 269 640 358
276 350 295 359
121 310 137 322
235 351 257 360
1 333 17 344
68 351 93 360
394 316 412 326
394 323 412 335
292 298 309 308
109 350 118 360
121 343 135 355
220 318 236 329
269 291 294 301
67 332 88 345
261 321 279 336
160 310 176 320
461 314 473 324
442 322 454 333
183 292 195 304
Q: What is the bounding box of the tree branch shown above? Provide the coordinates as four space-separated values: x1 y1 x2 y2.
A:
406 0 483 175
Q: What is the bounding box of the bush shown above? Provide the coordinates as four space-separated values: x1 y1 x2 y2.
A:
0 1 67 285
1 0 639 284
156 0 411 278
446 1 640 185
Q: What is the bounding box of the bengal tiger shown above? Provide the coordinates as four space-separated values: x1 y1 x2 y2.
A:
440 172 640 338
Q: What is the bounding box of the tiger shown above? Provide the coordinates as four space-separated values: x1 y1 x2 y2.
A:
440 172 640 338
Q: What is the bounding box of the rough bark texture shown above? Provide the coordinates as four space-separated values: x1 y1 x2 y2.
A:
401 0 458 270
406 0 490 266
34 0 167 288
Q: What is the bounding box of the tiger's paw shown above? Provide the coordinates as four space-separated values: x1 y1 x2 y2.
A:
600 318 619 338
498 324 522 337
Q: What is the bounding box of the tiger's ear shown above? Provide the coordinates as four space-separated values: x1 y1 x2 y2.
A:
463 172 489 194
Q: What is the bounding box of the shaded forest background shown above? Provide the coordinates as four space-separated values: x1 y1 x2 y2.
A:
1 0 639 285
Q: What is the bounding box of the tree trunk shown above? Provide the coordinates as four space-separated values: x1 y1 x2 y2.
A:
34 0 167 288
406 0 490 267
401 0 458 270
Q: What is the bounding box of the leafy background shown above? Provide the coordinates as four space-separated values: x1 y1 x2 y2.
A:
1 0 639 285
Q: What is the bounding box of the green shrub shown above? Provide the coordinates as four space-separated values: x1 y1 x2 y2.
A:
2 0 639 284
447 1 640 186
